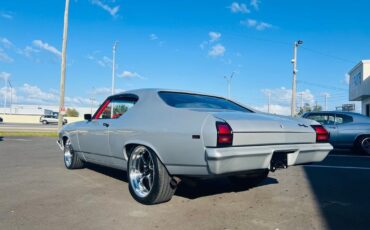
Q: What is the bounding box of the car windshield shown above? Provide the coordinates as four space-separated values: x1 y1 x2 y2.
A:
159 92 252 112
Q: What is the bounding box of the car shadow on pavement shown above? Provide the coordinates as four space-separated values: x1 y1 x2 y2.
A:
86 163 129 182
303 163 370 229
175 176 278 199
86 163 278 200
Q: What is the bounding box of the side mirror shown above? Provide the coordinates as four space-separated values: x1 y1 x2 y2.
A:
84 114 92 121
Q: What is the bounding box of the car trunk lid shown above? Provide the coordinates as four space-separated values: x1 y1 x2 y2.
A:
212 112 316 146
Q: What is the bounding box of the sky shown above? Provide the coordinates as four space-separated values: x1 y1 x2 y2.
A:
1 0 369 114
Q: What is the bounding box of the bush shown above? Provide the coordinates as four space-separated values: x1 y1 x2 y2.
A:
66 108 79 117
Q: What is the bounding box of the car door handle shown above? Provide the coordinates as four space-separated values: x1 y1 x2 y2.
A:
103 123 110 127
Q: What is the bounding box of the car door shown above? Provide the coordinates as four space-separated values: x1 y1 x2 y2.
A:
106 95 139 169
78 98 112 165
333 114 355 148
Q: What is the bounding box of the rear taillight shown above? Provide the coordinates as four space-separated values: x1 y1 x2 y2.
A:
216 122 233 147
311 125 330 143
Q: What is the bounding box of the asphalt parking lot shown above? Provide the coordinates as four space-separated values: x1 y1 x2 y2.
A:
1 137 370 230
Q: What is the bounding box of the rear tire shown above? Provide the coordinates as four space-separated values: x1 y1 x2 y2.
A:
228 169 269 190
64 139 85 169
128 145 176 205
356 136 370 155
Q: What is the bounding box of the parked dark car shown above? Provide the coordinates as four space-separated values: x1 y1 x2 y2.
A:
302 111 370 154
0 117 3 123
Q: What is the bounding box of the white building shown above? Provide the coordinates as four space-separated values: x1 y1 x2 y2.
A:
0 104 98 117
349 60 370 116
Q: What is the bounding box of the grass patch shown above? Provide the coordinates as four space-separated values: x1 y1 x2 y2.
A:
0 132 58 137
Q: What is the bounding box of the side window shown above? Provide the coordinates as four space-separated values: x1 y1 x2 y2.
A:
335 114 353 125
93 95 138 120
307 114 326 125
307 114 335 125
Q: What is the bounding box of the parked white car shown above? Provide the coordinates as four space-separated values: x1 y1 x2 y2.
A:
40 115 67 125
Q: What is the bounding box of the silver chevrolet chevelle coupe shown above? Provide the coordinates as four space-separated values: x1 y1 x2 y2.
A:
57 89 332 204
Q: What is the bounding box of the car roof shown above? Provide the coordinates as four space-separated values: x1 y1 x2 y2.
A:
111 88 257 113
113 88 226 98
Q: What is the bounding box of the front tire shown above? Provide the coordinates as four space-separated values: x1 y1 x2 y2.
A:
128 145 176 205
64 139 85 169
228 169 269 190
42 120 48 125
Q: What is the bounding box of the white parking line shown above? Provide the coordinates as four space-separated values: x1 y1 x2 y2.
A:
328 154 370 159
4 138 32 141
305 165 370 170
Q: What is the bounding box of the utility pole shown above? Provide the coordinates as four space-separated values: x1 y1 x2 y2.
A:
90 87 96 115
111 41 118 95
3 77 6 115
58 0 70 130
8 80 12 114
322 93 330 111
267 92 271 113
299 92 304 112
291 40 303 117
224 72 235 99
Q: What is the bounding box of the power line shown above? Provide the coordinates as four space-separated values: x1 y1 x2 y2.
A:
300 47 357 64
297 80 347 91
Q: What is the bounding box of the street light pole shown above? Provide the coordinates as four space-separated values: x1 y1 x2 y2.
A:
224 72 235 99
291 40 303 117
111 41 118 95
58 0 70 130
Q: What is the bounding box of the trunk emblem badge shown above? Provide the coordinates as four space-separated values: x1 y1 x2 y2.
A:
298 123 308 128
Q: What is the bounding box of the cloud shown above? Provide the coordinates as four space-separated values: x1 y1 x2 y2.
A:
87 54 112 68
0 86 17 104
91 0 120 17
240 19 273 31
32 40 61 58
19 46 40 58
253 104 291 115
250 0 260 10
0 72 11 81
89 87 125 96
208 44 226 57
344 74 350 85
0 12 13 20
261 87 315 106
0 48 13 63
209 32 221 42
118 70 144 79
149 34 158 40
200 31 222 49
19 84 59 102
0 37 13 48
230 2 250 14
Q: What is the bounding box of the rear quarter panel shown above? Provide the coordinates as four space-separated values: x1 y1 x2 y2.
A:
109 91 210 168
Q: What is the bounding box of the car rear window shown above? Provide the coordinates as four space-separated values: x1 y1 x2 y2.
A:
158 92 252 112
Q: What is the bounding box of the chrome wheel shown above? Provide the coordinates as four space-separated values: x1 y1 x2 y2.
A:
361 137 370 154
64 140 73 167
129 146 155 198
